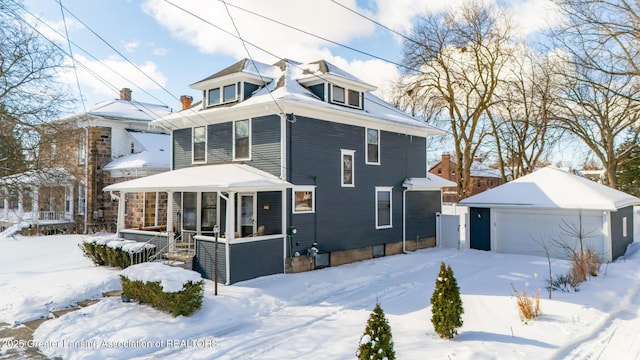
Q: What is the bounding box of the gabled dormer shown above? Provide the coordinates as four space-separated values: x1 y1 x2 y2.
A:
297 60 377 111
190 58 274 109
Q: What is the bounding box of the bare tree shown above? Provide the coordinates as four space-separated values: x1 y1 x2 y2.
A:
0 0 74 177
401 1 515 201
551 65 640 188
489 49 563 180
554 0 640 78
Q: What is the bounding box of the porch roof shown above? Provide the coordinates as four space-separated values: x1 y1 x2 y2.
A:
403 175 456 190
103 164 292 193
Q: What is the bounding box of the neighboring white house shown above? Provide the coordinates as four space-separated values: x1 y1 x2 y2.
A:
459 167 640 262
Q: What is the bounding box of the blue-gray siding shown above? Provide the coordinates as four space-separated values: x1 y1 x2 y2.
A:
229 238 284 283
611 205 634 260
405 191 440 240
194 238 227 284
286 115 430 255
173 116 280 176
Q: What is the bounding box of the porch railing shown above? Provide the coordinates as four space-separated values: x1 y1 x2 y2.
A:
38 211 72 221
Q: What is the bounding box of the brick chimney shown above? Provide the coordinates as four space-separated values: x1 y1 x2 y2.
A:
120 88 132 101
180 95 194 110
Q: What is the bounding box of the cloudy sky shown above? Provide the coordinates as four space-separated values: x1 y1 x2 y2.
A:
22 0 560 114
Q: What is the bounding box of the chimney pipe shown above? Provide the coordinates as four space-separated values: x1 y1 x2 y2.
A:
120 88 132 101
180 95 194 110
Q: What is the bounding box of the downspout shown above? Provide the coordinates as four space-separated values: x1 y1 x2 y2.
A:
83 126 89 234
403 188 410 253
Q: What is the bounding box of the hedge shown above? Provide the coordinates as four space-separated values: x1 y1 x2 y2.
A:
120 277 204 316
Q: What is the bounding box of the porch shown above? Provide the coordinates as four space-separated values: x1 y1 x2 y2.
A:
0 168 76 232
103 164 293 284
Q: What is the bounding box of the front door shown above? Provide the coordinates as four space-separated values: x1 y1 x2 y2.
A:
239 194 255 237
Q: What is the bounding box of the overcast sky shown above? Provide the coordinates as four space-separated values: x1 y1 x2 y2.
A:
21 0 560 115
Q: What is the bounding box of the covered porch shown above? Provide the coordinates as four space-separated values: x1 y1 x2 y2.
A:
0 168 76 232
103 164 292 284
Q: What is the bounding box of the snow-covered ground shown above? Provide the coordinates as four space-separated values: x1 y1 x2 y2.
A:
1 233 639 359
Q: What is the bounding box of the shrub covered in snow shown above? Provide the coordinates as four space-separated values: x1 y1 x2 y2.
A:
356 302 395 360
430 261 464 339
82 236 155 268
120 262 204 316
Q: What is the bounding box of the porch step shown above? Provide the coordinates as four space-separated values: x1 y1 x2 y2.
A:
162 251 194 270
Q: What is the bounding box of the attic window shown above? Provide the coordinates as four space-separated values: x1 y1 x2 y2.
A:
332 85 345 103
206 83 238 107
330 84 362 109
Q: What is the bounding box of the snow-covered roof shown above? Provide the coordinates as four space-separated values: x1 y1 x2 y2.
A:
403 175 456 190
459 166 640 211
103 164 292 193
86 99 173 122
103 132 170 171
154 59 444 137
470 161 502 178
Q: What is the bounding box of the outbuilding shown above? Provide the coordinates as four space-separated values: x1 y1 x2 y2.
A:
459 167 640 262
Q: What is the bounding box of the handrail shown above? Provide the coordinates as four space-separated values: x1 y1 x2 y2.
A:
148 232 182 263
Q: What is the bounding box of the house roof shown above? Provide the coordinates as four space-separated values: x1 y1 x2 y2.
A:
103 164 293 193
403 175 456 190
153 59 444 137
86 99 173 122
103 132 170 171
459 166 640 211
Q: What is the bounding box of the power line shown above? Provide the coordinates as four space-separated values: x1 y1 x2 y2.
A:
220 0 287 118
58 0 86 114
220 0 419 74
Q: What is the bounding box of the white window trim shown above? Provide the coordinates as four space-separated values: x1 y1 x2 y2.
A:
623 216 628 237
292 186 316 214
77 183 86 215
206 83 238 107
375 186 393 229
233 119 252 161
366 128 380 165
330 84 362 109
341 149 355 188
192 126 207 164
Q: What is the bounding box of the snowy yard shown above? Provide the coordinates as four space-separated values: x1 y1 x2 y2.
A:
1 233 639 359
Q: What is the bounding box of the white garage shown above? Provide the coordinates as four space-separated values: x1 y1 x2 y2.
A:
459 167 640 262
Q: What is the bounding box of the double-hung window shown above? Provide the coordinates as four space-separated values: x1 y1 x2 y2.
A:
193 126 206 163
341 149 355 187
375 187 392 229
234 119 251 160
366 128 380 165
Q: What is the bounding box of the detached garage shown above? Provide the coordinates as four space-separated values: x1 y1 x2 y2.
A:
459 167 640 262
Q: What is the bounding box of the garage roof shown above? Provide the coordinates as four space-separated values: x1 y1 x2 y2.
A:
459 167 640 211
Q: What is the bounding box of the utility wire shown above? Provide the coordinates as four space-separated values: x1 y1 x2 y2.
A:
220 0 419 74
327 0 420 46
58 0 86 114
220 0 287 118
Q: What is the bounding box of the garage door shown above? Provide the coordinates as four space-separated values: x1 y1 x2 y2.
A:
493 210 605 259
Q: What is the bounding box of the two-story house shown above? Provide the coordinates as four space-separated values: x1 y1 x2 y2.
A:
0 88 173 234
105 59 452 284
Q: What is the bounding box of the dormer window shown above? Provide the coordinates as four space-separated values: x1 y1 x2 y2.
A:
206 83 238 107
330 84 362 109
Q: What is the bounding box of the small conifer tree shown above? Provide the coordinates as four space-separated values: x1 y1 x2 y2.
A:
430 262 464 339
357 302 396 360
